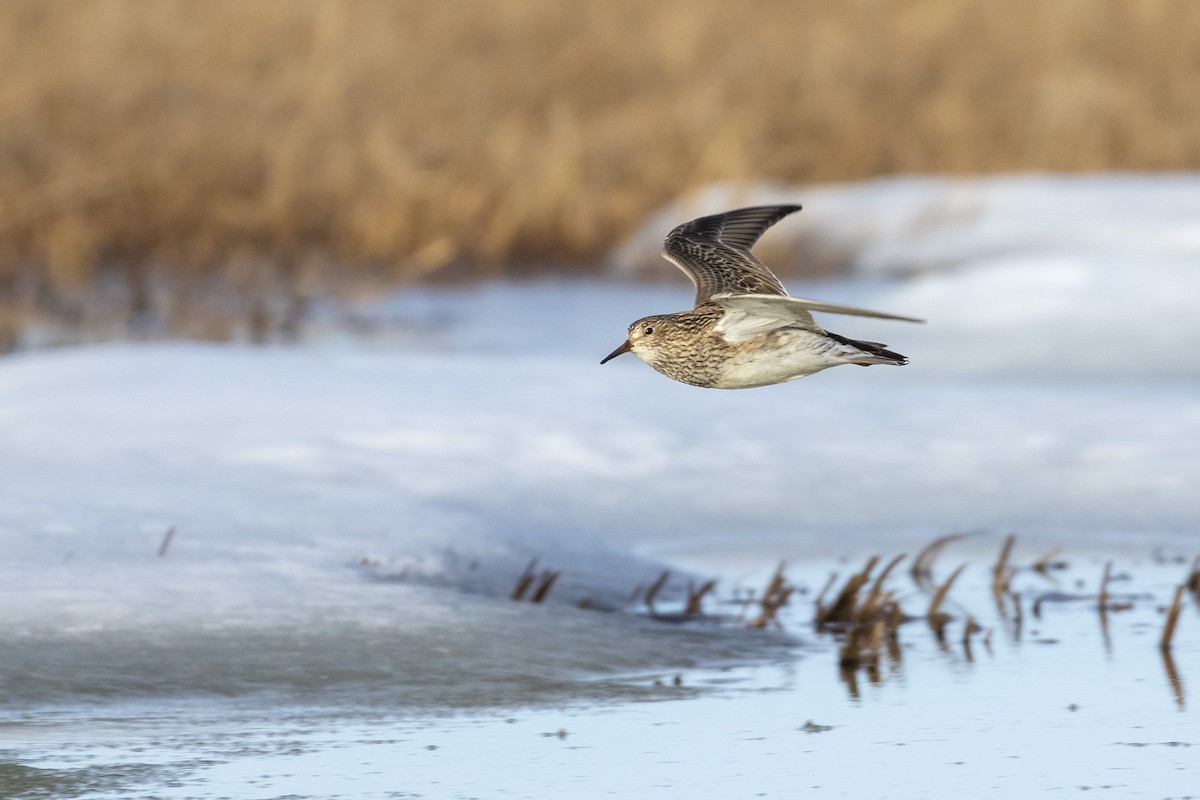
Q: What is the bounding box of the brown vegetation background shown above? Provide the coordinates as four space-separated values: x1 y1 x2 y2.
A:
3 0 1200 341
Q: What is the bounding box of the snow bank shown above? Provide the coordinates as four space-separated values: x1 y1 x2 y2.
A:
2 174 1197 705
612 173 1200 277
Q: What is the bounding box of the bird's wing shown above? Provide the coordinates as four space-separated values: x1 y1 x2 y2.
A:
661 205 801 305
714 294 924 343
776 295 924 323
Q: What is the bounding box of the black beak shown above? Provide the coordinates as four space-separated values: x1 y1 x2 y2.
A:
600 340 633 364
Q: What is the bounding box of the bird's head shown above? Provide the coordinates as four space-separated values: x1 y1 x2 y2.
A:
600 315 667 365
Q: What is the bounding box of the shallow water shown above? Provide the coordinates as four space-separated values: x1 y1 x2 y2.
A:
4 178 1200 797
4 532 1195 800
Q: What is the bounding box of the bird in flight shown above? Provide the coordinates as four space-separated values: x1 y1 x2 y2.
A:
601 204 922 389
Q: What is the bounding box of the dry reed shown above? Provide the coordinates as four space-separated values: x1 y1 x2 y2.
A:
643 570 671 613
961 614 980 661
530 569 560 603
809 554 907 673
511 558 559 602
992 535 1016 599
1161 585 1186 650
818 556 879 627
748 562 794 629
1032 547 1067 576
911 533 967 591
7 1 1200 341
926 563 966 637
685 579 717 615
814 572 839 611
862 554 906 616
511 557 539 601
1098 560 1114 611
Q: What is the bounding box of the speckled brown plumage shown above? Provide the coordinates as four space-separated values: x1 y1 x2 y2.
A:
662 205 797 304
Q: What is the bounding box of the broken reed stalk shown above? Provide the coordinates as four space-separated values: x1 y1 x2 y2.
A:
961 614 979 661
748 564 794 629
927 563 967 631
1032 547 1064 575
748 585 794 629
1161 584 1186 650
911 533 968 591
814 572 839 613
511 557 539 601
761 561 788 605
685 579 717 615
643 570 670 612
992 534 1016 598
530 570 560 603
1098 560 1113 611
1187 555 1200 598
1011 591 1023 640
819 555 879 626
157 525 176 557
962 615 979 646
861 554 906 618
826 554 909 670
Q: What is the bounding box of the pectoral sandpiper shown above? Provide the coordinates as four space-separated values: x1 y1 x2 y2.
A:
601 204 922 389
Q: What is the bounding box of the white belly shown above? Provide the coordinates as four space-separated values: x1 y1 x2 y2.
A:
712 331 843 389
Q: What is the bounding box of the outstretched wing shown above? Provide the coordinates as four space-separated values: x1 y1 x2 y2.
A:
662 205 801 305
714 294 924 343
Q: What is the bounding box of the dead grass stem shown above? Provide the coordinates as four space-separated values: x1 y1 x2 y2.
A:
685 579 717 615
530 569 560 603
911 533 967 591
1032 547 1067 577
962 614 980 661
818 556 879 627
643 570 671 613
814 572 839 611
992 534 1016 599
927 563 967 635
1161 585 1186 651
862 554 906 618
748 562 794 629
511 557 539 601
1098 560 1114 611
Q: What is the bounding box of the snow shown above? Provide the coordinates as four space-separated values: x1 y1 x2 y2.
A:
613 173 1200 277
2 173 1198 706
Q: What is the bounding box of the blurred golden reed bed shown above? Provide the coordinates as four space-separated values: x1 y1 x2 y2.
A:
2 0 1200 342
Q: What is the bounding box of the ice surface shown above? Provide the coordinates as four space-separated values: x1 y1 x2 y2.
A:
2 174 1198 708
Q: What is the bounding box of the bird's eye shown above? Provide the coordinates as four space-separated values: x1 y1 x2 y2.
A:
643 326 654 335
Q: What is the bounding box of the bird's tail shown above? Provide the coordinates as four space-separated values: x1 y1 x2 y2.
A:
827 332 909 366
